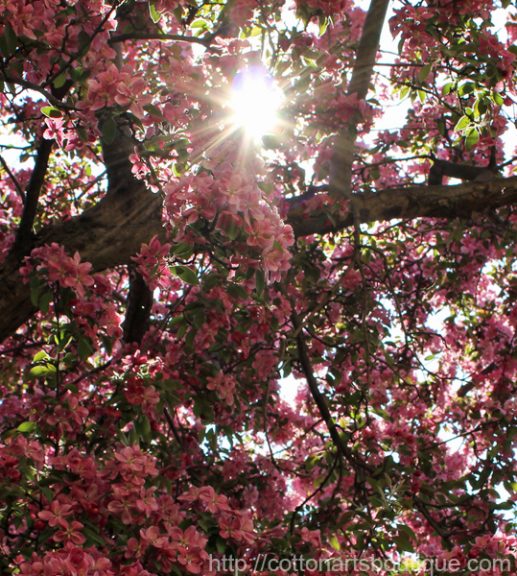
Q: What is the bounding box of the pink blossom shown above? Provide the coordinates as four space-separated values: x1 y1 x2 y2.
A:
53 521 86 546
207 372 236 406
38 500 73 529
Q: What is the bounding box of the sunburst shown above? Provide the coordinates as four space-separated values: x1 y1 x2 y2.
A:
228 67 284 140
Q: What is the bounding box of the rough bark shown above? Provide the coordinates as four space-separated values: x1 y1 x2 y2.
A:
0 175 515 343
122 266 153 344
289 176 517 236
0 0 515 344
0 181 162 342
329 0 390 199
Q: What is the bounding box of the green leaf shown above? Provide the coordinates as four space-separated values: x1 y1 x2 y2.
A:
216 537 226 553
329 533 341 551
71 66 86 82
227 284 248 300
77 336 94 360
134 415 152 442
29 276 52 312
40 486 54 501
170 265 198 285
465 127 479 150
224 219 241 241
193 396 214 420
454 115 470 132
39 292 52 313
190 19 208 29
492 92 504 106
33 351 50 363
149 3 161 23
418 63 432 82
82 525 106 547
143 103 164 119
0 24 17 57
474 97 488 118
17 421 36 433
319 17 330 36
442 82 453 96
30 350 56 378
395 530 414 553
171 5 184 25
53 73 67 89
30 276 45 307
172 242 194 260
458 81 474 96
301 55 318 69
30 363 56 378
399 85 410 100
77 30 91 52
399 523 417 542
41 106 62 119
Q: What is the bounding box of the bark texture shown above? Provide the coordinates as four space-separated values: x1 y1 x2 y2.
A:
1 175 515 342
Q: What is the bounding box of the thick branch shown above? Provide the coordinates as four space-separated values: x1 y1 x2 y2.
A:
99 112 137 194
122 266 153 344
0 176 515 342
110 0 236 48
0 182 162 342
289 176 517 236
428 158 498 185
329 0 389 199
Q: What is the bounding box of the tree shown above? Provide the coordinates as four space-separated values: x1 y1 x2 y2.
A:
0 0 515 573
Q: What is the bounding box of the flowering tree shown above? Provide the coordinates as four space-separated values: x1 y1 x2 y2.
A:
0 0 516 574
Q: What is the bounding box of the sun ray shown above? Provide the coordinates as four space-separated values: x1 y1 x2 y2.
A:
178 65 286 173
228 67 284 140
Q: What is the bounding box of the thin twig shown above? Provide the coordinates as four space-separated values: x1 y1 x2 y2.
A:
1 75 73 110
0 153 25 201
291 312 372 473
163 406 183 445
109 32 214 48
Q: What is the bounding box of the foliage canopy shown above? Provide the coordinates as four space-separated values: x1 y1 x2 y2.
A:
0 0 516 574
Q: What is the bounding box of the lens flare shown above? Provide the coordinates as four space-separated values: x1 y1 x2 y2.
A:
229 68 283 139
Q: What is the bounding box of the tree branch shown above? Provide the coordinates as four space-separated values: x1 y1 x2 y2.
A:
329 0 390 199
288 176 517 236
122 266 153 344
428 158 498 185
0 176 515 342
1 74 73 110
291 312 364 468
109 32 213 48
12 139 53 257
98 111 137 194
0 153 25 201
0 181 162 342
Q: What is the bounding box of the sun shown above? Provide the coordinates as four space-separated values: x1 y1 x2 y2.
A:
229 67 284 140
